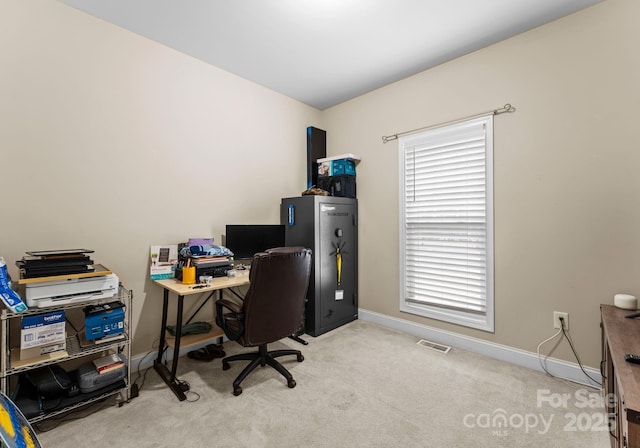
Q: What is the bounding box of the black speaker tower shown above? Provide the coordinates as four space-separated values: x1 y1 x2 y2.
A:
306 126 326 188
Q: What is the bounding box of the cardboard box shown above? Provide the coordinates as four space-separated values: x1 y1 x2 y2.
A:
150 245 178 280
20 310 66 360
317 153 360 177
318 158 356 177
84 304 124 341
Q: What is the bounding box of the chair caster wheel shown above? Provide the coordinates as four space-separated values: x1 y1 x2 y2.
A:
297 354 304 362
223 362 230 371
287 378 296 389
233 386 242 396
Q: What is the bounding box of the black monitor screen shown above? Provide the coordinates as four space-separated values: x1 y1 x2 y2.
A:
225 224 285 260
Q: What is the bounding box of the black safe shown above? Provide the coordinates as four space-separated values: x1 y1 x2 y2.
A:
280 195 358 336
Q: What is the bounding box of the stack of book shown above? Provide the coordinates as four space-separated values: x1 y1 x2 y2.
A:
92 353 125 374
190 255 231 267
176 255 233 280
16 249 96 278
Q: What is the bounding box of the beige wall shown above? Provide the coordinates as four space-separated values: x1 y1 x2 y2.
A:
1 0 322 353
323 0 640 368
2 0 638 369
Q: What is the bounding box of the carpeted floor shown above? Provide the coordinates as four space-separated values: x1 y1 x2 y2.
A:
35 320 609 447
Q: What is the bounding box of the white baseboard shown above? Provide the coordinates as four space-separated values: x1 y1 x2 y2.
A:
131 311 602 389
359 308 602 389
130 339 216 375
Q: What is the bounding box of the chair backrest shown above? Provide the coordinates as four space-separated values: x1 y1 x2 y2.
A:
241 246 312 346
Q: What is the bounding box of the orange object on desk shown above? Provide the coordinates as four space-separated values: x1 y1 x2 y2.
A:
181 266 196 284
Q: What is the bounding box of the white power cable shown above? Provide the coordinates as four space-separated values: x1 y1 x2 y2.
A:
537 327 563 375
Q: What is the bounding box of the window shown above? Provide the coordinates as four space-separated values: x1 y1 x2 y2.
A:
399 115 494 332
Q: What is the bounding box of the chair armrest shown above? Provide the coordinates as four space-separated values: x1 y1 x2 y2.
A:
216 298 242 314
215 298 244 341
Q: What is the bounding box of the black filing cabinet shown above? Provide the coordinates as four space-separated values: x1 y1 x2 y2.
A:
280 195 358 336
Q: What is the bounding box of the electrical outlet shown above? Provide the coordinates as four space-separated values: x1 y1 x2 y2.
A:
553 311 569 330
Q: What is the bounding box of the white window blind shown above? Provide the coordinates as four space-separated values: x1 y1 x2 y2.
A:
399 115 494 332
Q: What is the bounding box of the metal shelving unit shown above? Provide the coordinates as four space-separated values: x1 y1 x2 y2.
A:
0 284 132 423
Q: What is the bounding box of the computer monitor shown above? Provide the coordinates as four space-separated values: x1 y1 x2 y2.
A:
225 224 285 260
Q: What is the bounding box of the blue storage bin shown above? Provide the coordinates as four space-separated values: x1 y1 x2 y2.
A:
318 158 356 177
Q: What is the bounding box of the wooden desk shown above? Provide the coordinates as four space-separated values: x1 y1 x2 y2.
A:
153 273 249 400
601 305 640 448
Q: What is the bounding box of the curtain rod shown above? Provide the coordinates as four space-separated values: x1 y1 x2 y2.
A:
381 103 516 144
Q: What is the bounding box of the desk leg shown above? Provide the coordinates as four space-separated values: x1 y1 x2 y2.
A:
217 290 224 344
171 295 184 381
156 289 169 364
153 290 187 401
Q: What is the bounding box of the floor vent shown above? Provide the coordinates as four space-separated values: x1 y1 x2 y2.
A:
416 339 451 354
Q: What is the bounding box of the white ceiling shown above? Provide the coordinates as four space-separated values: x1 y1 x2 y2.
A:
59 0 601 110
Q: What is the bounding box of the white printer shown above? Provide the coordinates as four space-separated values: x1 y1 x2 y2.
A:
25 274 119 308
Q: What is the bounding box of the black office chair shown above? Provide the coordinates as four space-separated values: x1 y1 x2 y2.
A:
215 246 312 396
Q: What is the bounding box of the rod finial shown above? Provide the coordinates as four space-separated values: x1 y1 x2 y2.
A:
382 134 397 144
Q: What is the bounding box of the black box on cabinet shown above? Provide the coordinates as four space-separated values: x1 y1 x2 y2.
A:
317 175 356 198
